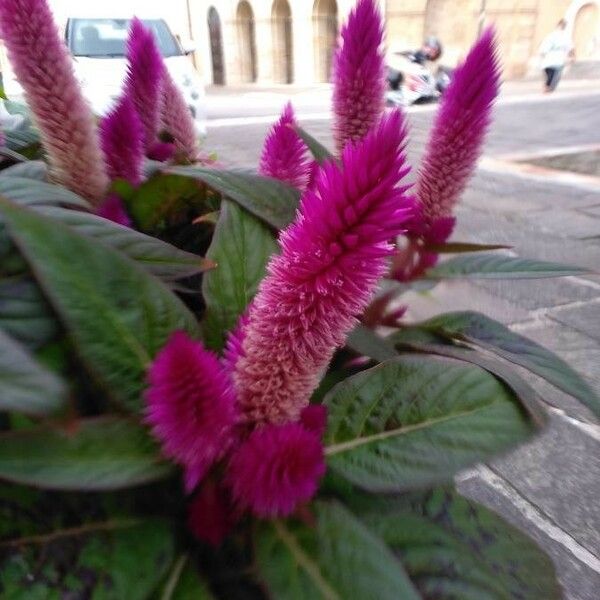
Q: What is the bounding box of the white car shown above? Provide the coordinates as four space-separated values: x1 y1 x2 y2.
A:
2 14 207 136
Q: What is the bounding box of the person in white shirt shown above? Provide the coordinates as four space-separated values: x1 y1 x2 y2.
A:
539 19 575 93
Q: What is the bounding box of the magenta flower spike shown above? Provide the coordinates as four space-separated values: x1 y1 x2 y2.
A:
145 331 237 491
415 27 500 238
228 421 326 518
234 110 413 426
125 18 165 149
0 0 108 203
259 102 310 190
96 194 132 227
100 96 144 186
161 72 199 163
332 0 386 155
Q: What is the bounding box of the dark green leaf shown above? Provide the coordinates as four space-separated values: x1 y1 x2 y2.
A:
202 200 277 349
424 242 512 254
0 276 58 349
168 165 300 230
0 199 199 411
256 500 419 600
0 177 90 209
295 126 335 165
324 355 535 492
0 417 172 490
160 555 214 600
419 311 600 416
0 507 174 600
353 488 561 600
37 206 214 280
0 329 66 415
425 253 589 279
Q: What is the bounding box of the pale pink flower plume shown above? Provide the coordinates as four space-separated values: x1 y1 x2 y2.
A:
332 0 386 155
227 422 325 518
222 311 250 373
416 27 500 238
124 18 165 150
0 0 109 202
100 95 144 186
234 110 413 426
145 331 237 491
259 102 310 190
161 72 199 163
96 194 131 227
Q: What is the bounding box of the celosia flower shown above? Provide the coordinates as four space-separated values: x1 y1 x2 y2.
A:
147 141 175 162
259 103 310 190
415 27 500 238
161 72 199 163
145 331 237 490
187 480 238 546
332 0 386 155
96 194 131 227
125 18 165 149
222 311 249 373
0 0 108 202
228 422 325 518
234 110 412 426
100 96 144 186
300 404 328 438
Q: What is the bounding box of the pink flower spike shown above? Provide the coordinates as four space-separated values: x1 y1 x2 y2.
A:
100 96 144 186
300 404 328 438
222 311 250 373
96 194 131 227
228 422 325 518
161 72 199 163
416 27 500 233
332 0 386 155
259 102 310 190
0 0 108 203
188 480 238 546
234 110 413 426
145 331 237 482
125 18 165 149
148 141 175 162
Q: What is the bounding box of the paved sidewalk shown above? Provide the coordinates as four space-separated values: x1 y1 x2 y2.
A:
205 92 600 599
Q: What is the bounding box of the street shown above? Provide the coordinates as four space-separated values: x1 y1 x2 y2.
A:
204 84 600 600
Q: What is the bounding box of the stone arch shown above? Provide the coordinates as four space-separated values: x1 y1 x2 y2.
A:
312 0 338 83
207 7 225 85
573 2 600 59
236 1 257 83
272 0 293 83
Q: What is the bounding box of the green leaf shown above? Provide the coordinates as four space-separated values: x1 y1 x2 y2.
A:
0 177 90 209
202 200 277 349
36 206 214 280
125 173 207 231
324 355 535 492
0 329 66 416
160 555 214 600
295 126 335 165
168 165 300 230
346 325 398 362
0 417 172 490
425 253 589 279
0 160 48 181
0 199 199 411
0 276 58 349
0 508 174 600
353 488 561 600
418 311 600 417
256 500 419 600
424 242 512 254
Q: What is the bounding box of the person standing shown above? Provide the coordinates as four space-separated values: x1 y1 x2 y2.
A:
539 19 574 93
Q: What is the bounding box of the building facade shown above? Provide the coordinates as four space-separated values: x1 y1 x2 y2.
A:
188 0 600 85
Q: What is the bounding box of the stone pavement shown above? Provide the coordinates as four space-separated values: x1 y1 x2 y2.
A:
205 91 600 599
